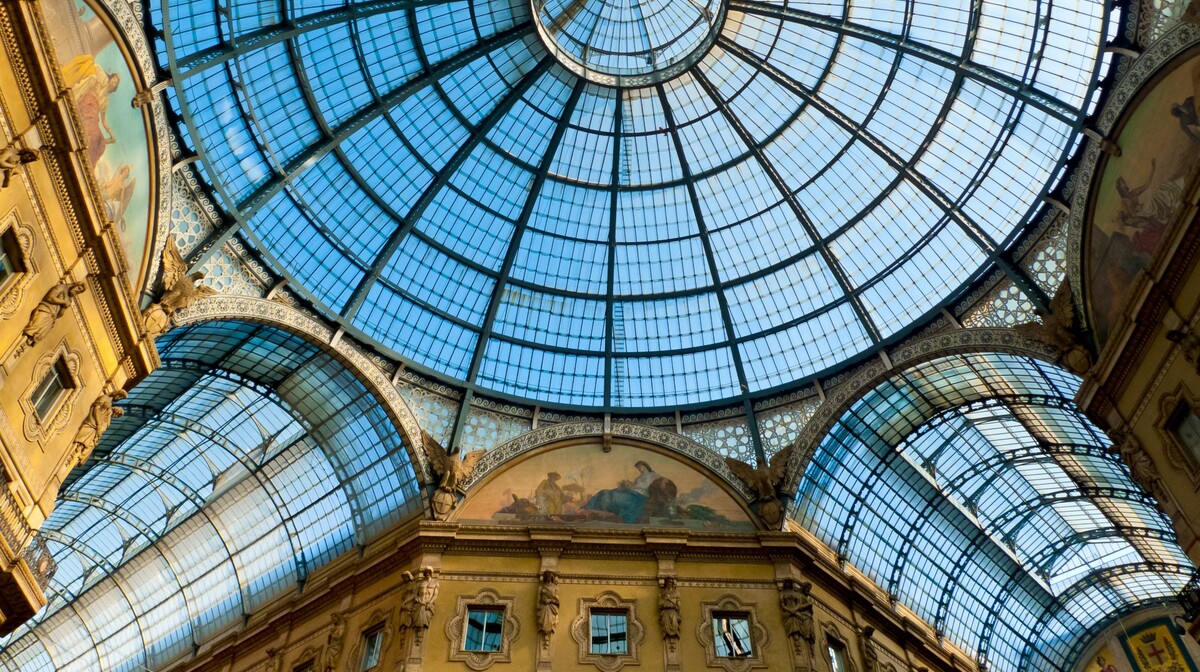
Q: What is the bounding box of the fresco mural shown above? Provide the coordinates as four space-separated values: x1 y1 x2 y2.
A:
1087 49 1200 348
456 442 756 530
41 0 152 288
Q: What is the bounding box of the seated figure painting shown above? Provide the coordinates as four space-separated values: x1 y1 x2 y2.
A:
456 440 755 531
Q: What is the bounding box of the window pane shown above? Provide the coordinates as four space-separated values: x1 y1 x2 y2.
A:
1170 403 1200 466
712 615 752 657
464 607 504 652
590 611 629 655
32 364 67 420
361 630 382 669
829 640 849 672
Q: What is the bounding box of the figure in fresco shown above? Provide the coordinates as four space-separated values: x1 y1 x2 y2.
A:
43 0 152 287
457 444 753 530
535 471 564 518
98 163 136 229
582 460 677 523
1089 58 1200 346
62 54 120 166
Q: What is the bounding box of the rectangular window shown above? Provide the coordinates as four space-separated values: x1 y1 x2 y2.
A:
1169 401 1200 466
0 228 23 290
293 663 314 672
712 613 753 658
360 627 384 670
829 639 849 672
464 607 504 652
590 610 629 655
31 360 70 421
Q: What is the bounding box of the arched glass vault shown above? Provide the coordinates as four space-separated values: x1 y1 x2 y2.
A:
149 0 1116 411
793 353 1194 671
0 322 423 672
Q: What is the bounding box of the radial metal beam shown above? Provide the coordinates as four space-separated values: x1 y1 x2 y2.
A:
691 66 882 347
185 22 534 272
656 83 766 462
727 0 1080 124
604 89 623 408
719 38 1055 313
340 56 555 319
450 78 589 450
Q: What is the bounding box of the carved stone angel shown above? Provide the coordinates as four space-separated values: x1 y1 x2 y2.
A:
1012 279 1092 375
724 445 794 528
142 236 216 338
423 431 485 520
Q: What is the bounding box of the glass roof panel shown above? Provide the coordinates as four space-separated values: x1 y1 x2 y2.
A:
0 323 422 671
793 353 1195 671
156 0 1109 410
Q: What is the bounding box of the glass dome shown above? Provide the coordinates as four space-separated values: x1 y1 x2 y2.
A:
155 0 1110 410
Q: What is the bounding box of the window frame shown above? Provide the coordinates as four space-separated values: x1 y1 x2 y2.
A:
31 358 71 422
711 611 754 658
696 595 768 670
589 608 631 655
571 590 644 671
359 624 385 670
446 588 519 670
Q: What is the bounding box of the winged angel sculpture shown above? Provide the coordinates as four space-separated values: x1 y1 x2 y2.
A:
724 445 794 528
142 236 216 338
423 431 485 521
1012 279 1092 375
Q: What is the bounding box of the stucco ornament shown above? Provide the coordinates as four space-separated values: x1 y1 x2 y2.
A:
142 236 216 338
70 389 127 465
423 430 484 520
1012 279 1092 375
22 281 86 347
724 445 794 528
538 570 560 646
0 147 37 188
779 578 814 653
658 576 681 648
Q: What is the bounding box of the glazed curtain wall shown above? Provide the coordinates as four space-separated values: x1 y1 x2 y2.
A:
0 321 423 672
793 353 1193 671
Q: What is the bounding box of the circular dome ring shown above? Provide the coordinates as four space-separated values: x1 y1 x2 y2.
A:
157 0 1114 410
533 0 728 86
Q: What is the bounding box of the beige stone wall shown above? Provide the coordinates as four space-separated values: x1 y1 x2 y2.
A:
176 520 973 672
0 0 154 632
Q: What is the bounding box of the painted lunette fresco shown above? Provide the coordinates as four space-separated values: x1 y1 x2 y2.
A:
41 0 153 289
1086 50 1200 348
455 442 756 531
